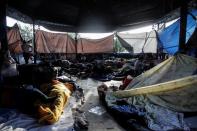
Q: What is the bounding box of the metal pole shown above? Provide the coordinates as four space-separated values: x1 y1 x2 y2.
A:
75 32 78 60
0 0 8 71
33 20 37 64
179 0 188 53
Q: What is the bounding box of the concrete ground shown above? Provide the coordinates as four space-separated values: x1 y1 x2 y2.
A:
76 78 125 131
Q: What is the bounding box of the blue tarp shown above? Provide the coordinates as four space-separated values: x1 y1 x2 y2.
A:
158 9 197 55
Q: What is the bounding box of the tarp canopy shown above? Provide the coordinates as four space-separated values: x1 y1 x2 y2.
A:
35 30 76 53
0 24 23 54
77 35 114 54
36 31 114 54
117 31 158 54
158 9 197 55
7 0 184 33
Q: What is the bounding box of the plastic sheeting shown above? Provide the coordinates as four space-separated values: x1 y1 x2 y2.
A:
0 24 23 54
158 9 197 55
77 35 114 53
117 31 157 54
113 75 197 98
116 35 133 53
36 31 114 54
113 54 197 112
35 30 76 53
106 54 197 130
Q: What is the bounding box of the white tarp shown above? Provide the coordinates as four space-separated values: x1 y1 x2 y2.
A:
117 31 157 53
116 35 133 53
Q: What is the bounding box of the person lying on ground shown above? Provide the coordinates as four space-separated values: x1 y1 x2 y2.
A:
0 80 76 124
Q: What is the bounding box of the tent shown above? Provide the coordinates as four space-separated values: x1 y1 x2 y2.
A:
106 54 197 130
158 9 197 55
116 35 133 53
117 31 158 54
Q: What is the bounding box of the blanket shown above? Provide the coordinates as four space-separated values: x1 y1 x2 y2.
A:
37 81 73 124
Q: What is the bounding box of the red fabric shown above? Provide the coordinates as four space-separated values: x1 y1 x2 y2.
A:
0 25 23 54
121 77 132 90
77 35 114 53
35 30 76 53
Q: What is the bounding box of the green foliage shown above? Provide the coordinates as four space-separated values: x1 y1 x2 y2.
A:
18 23 33 41
67 32 78 39
114 37 126 53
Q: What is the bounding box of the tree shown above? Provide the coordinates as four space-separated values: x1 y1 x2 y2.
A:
18 23 33 42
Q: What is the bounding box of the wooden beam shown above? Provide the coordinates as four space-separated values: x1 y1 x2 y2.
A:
179 0 188 53
75 33 78 60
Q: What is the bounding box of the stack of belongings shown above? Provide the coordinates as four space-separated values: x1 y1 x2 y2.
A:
104 54 197 130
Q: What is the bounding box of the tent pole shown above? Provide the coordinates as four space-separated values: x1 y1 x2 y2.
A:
179 0 188 53
115 32 117 53
0 0 8 72
75 32 78 61
33 20 37 64
65 34 68 59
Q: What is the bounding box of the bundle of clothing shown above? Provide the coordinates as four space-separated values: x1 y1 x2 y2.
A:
0 80 75 124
